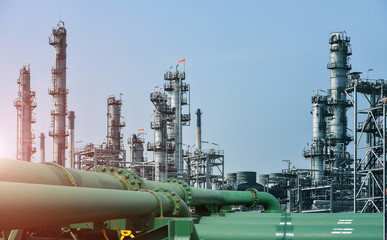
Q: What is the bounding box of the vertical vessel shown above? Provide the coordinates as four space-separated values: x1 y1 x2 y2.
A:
39 133 45 162
327 32 352 172
14 65 37 162
49 21 68 166
148 91 172 180
164 64 190 174
67 111 75 168
196 109 202 152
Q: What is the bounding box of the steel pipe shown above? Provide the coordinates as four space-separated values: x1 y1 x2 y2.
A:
0 159 280 212
196 212 382 240
0 181 177 230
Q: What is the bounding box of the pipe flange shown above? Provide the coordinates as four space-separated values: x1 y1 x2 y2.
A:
154 188 181 217
246 188 259 208
94 167 146 191
41 162 78 187
163 179 192 206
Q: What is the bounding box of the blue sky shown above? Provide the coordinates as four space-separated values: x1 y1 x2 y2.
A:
0 1 386 176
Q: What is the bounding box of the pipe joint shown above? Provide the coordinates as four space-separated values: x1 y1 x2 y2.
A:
140 188 191 218
246 188 259 208
164 178 193 206
154 188 187 217
41 162 77 187
95 167 146 191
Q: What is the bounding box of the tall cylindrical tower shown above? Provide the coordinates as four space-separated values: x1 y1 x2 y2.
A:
148 92 172 181
129 134 144 163
164 66 189 174
49 21 68 166
106 96 125 151
39 133 45 163
327 32 352 170
310 95 327 184
196 109 202 152
171 71 182 172
14 65 36 162
67 111 75 168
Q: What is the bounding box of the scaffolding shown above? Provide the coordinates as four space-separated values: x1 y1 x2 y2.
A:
186 148 225 189
345 73 387 213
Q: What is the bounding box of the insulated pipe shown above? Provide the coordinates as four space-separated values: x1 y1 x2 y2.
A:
0 181 177 230
0 159 280 212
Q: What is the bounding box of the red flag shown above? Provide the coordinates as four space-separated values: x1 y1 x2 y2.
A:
177 58 185 64
137 128 144 131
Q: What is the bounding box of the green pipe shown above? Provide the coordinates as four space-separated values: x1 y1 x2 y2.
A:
199 212 381 226
143 180 186 198
0 159 280 211
195 212 382 240
188 186 280 211
0 158 125 189
154 179 280 211
255 191 281 212
0 181 177 230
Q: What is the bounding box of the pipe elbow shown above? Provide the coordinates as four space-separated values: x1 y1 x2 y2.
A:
257 191 281 212
247 188 281 213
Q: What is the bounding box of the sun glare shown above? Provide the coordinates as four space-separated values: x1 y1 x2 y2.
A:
0 136 15 159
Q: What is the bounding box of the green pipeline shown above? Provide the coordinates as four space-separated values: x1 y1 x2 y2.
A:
195 212 382 240
0 181 191 230
0 158 280 212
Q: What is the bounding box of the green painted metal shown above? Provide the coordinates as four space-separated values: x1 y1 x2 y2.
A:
0 158 124 189
195 212 382 240
0 181 176 230
0 159 280 212
0 158 381 239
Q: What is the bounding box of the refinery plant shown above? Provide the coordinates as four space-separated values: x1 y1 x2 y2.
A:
0 21 385 239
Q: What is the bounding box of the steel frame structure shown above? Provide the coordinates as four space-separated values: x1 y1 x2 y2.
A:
345 73 387 213
186 149 225 189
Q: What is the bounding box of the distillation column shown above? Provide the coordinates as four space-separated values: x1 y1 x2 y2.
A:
129 134 144 163
171 69 182 173
14 65 36 162
148 92 172 181
67 111 75 168
327 32 352 171
48 21 68 167
164 64 190 174
310 95 327 184
106 96 125 152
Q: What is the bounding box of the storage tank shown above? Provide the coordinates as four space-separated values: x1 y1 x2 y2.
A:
258 174 269 186
268 173 283 188
226 173 237 184
236 171 256 184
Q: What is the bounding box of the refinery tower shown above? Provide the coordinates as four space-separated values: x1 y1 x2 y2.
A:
48 21 68 167
14 65 37 162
